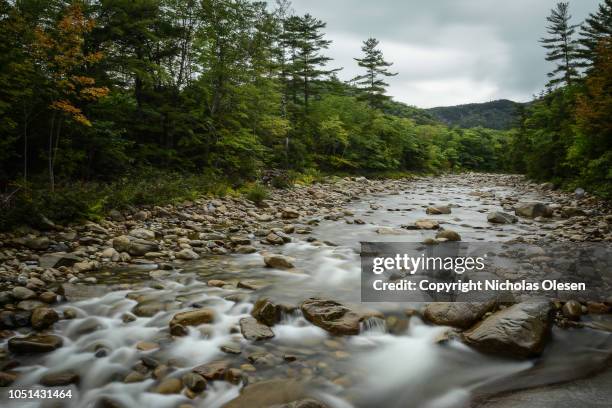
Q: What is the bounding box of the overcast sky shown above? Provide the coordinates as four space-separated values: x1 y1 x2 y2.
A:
289 0 597 108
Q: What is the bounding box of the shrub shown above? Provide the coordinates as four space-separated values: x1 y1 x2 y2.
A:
242 183 269 206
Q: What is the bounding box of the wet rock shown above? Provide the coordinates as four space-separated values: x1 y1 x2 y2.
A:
562 300 582 320
63 308 78 319
426 206 451 215
17 300 45 311
207 279 228 287
435 229 461 241
487 212 518 224
514 202 552 218
463 302 552 358
0 371 17 386
264 254 295 269
39 292 58 304
154 377 182 394
40 371 79 386
136 341 159 351
237 280 263 290
0 311 16 329
175 248 199 260
239 316 275 341
265 232 285 245
8 334 63 353
182 372 207 392
124 371 147 383
220 343 241 354
225 368 243 384
39 253 83 268
424 301 496 329
251 297 282 326
414 219 440 230
169 308 215 332
236 245 257 254
192 360 229 381
301 297 380 335
223 379 308 408
31 307 59 330
113 235 159 256
12 286 36 300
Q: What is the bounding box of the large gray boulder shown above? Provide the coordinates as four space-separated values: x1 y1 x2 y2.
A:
463 302 552 358
487 211 518 224
514 203 552 218
424 301 496 329
300 298 381 335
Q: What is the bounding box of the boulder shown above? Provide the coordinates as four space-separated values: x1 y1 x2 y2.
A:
562 300 582 320
192 360 229 381
223 379 310 408
154 378 182 394
175 248 199 260
12 286 36 300
129 228 155 240
113 235 159 256
514 203 552 218
251 298 282 326
435 229 461 241
182 372 207 392
31 307 59 330
300 297 380 335
24 236 50 250
239 316 275 341
39 253 83 269
8 334 63 353
169 308 214 331
281 208 300 219
426 206 451 215
487 212 518 224
423 301 496 329
264 254 295 269
414 219 440 230
463 302 552 358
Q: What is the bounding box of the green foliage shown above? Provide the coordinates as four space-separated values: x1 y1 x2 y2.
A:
241 183 269 206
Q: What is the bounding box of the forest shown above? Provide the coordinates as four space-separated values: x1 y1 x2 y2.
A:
0 0 610 230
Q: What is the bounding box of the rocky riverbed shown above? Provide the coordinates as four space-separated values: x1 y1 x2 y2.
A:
0 173 611 408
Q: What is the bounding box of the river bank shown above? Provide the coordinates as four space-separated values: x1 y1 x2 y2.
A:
0 173 611 408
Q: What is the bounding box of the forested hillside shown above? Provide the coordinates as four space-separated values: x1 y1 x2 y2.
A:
426 99 523 130
0 0 610 230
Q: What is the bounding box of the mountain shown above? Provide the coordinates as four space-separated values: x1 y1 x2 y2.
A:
425 99 523 130
382 100 441 125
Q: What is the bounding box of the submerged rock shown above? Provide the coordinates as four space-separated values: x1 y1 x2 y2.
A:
192 360 229 381
31 307 59 330
463 302 552 358
223 379 310 408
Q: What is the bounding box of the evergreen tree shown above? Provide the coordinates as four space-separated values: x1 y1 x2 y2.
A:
578 0 612 70
282 14 338 112
540 2 579 87
351 38 397 108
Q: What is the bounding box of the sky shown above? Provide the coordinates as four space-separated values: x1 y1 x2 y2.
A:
289 0 597 108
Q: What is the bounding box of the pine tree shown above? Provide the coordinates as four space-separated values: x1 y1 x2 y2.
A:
578 0 612 70
282 13 338 112
540 2 579 88
351 38 397 108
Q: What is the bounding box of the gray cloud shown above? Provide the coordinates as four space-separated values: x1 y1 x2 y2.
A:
289 0 596 107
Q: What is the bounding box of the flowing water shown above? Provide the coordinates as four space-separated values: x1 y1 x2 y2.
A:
2 177 611 408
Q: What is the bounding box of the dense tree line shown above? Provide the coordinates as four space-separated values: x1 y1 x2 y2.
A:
506 1 612 197
0 0 609 228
